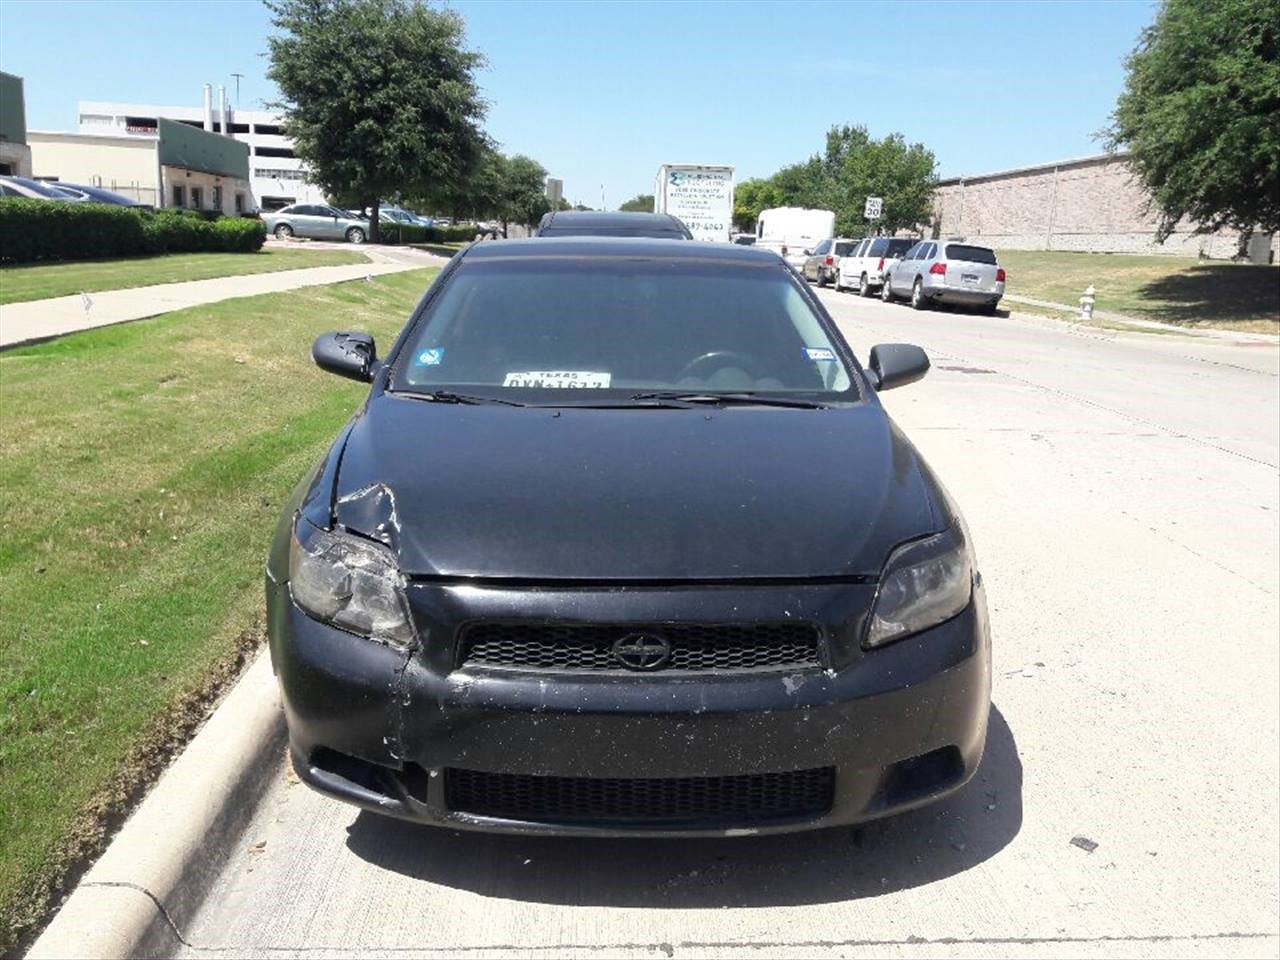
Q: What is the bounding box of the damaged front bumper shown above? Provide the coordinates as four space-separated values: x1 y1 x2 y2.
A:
266 574 991 837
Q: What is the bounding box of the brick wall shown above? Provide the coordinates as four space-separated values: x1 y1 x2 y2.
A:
933 153 1277 262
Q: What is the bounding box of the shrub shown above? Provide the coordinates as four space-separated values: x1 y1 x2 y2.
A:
375 220 493 245
212 217 267 252
140 209 212 254
0 200 266 263
0 198 146 262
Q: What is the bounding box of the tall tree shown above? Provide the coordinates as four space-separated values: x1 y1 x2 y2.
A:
445 150 549 234
266 0 488 243
820 125 938 236
619 194 654 212
500 154 552 233
1106 0 1279 252
732 178 784 231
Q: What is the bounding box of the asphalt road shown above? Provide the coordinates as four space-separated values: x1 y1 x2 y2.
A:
174 292 1280 959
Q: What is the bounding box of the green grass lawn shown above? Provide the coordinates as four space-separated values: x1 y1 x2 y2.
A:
996 250 1279 334
0 267 436 951
0 248 372 305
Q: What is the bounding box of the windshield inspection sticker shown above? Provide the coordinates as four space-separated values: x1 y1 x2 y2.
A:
414 348 445 366
503 370 612 389
804 347 837 362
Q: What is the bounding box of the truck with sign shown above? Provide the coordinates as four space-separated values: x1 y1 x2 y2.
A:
653 164 734 243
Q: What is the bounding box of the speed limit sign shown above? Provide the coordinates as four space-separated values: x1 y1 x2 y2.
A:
864 196 883 220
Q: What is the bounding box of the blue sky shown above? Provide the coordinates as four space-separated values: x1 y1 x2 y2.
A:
0 0 1157 208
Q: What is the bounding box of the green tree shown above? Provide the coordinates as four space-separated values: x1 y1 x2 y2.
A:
1106 0 1279 252
445 149 549 234
265 0 488 243
500 154 552 232
820 125 937 236
619 194 654 212
732 178 783 231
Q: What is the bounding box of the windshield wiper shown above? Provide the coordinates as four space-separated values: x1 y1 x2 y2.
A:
629 391 827 409
397 390 527 407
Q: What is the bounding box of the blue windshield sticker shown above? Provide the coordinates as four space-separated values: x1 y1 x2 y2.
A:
804 347 836 362
414 348 444 366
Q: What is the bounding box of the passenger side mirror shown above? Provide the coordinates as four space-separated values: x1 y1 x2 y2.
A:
312 331 377 382
867 343 930 392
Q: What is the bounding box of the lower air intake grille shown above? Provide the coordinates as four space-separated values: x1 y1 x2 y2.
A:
445 767 836 824
457 622 822 672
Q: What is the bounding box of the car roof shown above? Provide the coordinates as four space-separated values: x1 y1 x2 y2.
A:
536 210 692 237
460 236 784 265
541 211 674 227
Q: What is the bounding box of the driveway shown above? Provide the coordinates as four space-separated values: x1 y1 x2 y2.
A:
171 293 1280 959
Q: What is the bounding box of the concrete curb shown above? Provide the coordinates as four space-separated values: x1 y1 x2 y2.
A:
26 650 285 959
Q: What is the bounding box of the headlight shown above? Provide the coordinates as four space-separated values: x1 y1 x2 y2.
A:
865 524 973 648
288 518 415 650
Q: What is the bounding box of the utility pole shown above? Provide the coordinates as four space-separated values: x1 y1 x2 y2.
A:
231 73 244 108
600 184 605 211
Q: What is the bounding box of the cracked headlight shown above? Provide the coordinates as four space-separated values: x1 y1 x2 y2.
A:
865 524 973 649
289 518 415 650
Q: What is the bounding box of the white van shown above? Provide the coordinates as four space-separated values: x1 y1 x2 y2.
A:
755 207 836 271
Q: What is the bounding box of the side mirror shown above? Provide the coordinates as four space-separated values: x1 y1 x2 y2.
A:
313 331 376 382
804 248 813 256
867 343 929 392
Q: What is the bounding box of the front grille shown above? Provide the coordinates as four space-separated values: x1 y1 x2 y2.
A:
446 767 835 824
456 622 822 672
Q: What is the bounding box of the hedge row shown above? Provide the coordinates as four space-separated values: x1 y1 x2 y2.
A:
375 220 488 244
0 199 267 263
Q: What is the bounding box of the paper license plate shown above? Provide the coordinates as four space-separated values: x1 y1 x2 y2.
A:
502 370 612 389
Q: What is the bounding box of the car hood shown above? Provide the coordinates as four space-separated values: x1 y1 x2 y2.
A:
331 393 941 580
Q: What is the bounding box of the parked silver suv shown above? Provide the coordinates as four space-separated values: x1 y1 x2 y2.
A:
882 240 1005 312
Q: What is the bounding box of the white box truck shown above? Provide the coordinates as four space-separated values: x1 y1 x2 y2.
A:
754 207 837 269
653 164 734 243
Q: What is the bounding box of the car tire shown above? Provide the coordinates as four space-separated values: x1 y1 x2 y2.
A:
881 276 895 303
817 268 829 288
859 273 871 297
911 278 929 310
273 223 293 239
346 226 366 244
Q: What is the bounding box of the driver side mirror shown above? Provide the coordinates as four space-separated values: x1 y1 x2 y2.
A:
313 331 377 382
867 343 929 392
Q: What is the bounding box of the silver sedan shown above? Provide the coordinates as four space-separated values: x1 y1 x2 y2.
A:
261 203 369 243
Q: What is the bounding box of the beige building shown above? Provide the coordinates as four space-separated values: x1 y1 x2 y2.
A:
28 118 253 214
933 152 1275 262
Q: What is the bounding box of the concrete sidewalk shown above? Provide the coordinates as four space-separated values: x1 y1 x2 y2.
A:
0 253 439 348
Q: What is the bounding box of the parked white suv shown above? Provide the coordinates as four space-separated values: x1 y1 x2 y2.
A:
835 236 915 295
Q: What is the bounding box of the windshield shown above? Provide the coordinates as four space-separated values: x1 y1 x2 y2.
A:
393 257 857 401
945 243 997 264
11 177 73 199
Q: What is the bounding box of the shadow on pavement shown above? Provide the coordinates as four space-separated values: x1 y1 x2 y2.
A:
344 706 1021 907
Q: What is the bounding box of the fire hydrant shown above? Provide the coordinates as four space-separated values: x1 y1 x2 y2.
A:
1079 284 1097 321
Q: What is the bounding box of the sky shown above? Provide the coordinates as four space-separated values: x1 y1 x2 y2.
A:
0 0 1158 209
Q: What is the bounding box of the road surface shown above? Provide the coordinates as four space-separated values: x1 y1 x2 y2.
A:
173 292 1280 959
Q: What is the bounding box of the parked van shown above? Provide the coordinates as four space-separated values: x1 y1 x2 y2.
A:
755 207 836 271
